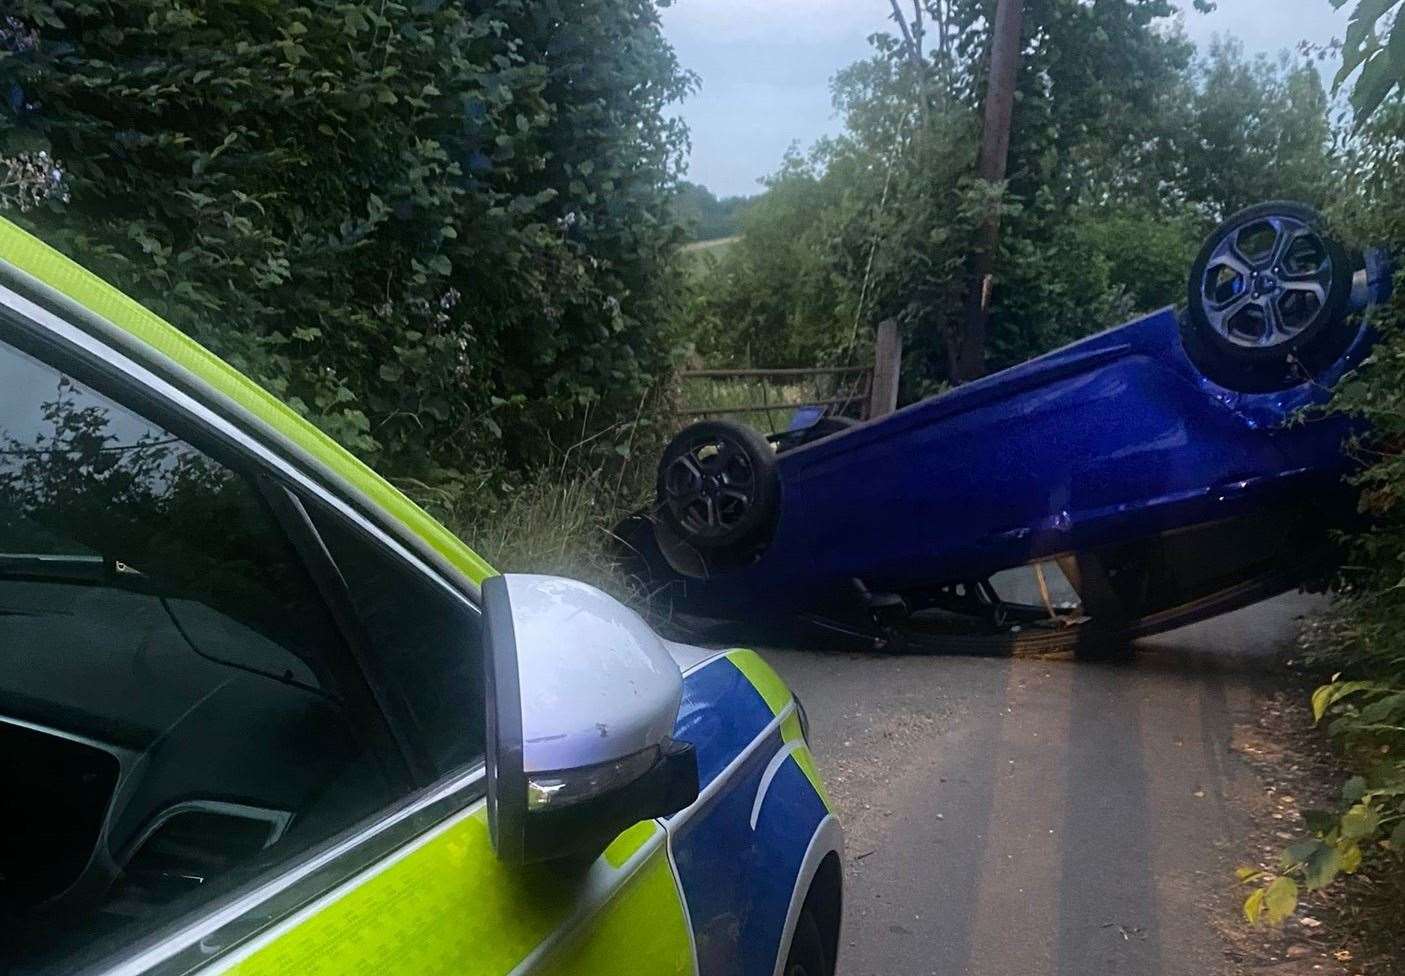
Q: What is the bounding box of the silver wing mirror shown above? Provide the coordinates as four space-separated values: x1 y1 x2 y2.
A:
482 575 699 865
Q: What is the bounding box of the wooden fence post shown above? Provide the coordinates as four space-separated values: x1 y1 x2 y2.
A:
869 318 902 419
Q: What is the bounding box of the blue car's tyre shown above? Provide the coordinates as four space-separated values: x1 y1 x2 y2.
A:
1184 201 1356 392
657 420 780 554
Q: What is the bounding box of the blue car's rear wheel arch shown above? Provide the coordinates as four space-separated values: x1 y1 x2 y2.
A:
1184 201 1356 392
657 420 780 555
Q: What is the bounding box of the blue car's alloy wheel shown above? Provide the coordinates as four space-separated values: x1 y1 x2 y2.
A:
657 419 780 554
1200 213 1334 349
1184 201 1355 391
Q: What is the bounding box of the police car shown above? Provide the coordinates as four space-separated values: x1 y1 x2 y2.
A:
0 217 843 976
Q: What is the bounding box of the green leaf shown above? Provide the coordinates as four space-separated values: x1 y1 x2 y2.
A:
1388 12 1405 80
1312 681 1379 721
0 129 52 155
1338 841 1363 874
1235 866 1265 883
1302 844 1341 889
1344 776 1369 804
343 8 370 34
1243 887 1266 925
1311 685 1336 722
1357 692 1405 723
1351 50 1400 125
1343 0 1399 61
1281 839 1322 870
1302 809 1339 834
1264 877 1299 925
1389 820 1405 851
1341 803 1381 841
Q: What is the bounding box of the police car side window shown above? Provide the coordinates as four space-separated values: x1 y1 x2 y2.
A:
0 338 401 972
303 499 487 777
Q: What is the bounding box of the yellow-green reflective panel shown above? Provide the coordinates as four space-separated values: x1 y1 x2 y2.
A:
725 649 791 716
781 712 833 813
0 217 495 585
727 649 832 813
212 807 691 975
534 851 694 976
603 820 656 869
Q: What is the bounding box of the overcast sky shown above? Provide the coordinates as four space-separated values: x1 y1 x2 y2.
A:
660 1 1353 198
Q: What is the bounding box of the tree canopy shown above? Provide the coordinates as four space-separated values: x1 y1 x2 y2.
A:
688 1 1336 397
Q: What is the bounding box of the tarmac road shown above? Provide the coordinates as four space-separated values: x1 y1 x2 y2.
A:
765 592 1320 976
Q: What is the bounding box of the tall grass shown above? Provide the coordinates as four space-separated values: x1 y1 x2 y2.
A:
469 458 645 601
443 371 860 604
441 403 665 603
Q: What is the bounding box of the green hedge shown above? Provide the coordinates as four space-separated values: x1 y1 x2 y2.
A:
0 0 693 499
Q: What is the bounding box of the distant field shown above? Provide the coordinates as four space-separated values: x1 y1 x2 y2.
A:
682 235 741 253
682 235 741 264
682 235 739 279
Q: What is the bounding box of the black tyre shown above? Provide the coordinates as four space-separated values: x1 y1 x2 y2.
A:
656 420 780 554
1184 201 1355 392
783 909 831 976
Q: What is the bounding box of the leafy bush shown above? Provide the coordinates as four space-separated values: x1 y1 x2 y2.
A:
1334 0 1405 121
0 0 693 502
1237 10 1405 918
1067 204 1205 315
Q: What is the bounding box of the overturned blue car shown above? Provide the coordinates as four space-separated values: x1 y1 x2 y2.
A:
618 202 1395 656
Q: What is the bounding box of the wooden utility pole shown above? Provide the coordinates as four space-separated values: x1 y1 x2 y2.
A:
868 318 903 419
954 0 1024 383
